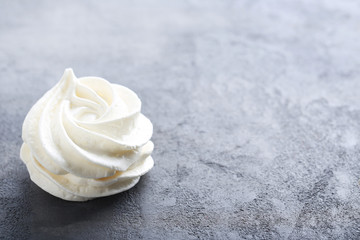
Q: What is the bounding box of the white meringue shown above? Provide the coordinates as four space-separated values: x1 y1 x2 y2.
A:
20 69 154 201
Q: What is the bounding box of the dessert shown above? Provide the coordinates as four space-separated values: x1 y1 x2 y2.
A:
20 69 154 201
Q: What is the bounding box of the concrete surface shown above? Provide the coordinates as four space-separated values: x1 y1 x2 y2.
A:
1 0 360 239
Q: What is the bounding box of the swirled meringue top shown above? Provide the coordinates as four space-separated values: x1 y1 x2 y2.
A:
20 69 154 201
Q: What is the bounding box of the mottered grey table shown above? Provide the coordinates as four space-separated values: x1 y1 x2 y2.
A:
1 0 360 239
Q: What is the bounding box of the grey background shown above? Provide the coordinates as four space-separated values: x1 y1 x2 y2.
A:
1 0 360 239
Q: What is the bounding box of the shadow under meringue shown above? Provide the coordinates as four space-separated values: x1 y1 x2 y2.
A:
24 175 149 238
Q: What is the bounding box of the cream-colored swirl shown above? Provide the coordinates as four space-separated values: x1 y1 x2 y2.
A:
20 69 154 201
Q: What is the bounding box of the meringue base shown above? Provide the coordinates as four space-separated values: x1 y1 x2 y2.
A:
20 143 154 201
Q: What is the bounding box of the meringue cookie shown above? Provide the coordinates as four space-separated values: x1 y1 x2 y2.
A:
20 69 154 201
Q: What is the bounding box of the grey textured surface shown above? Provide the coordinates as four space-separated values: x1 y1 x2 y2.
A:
1 0 360 239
